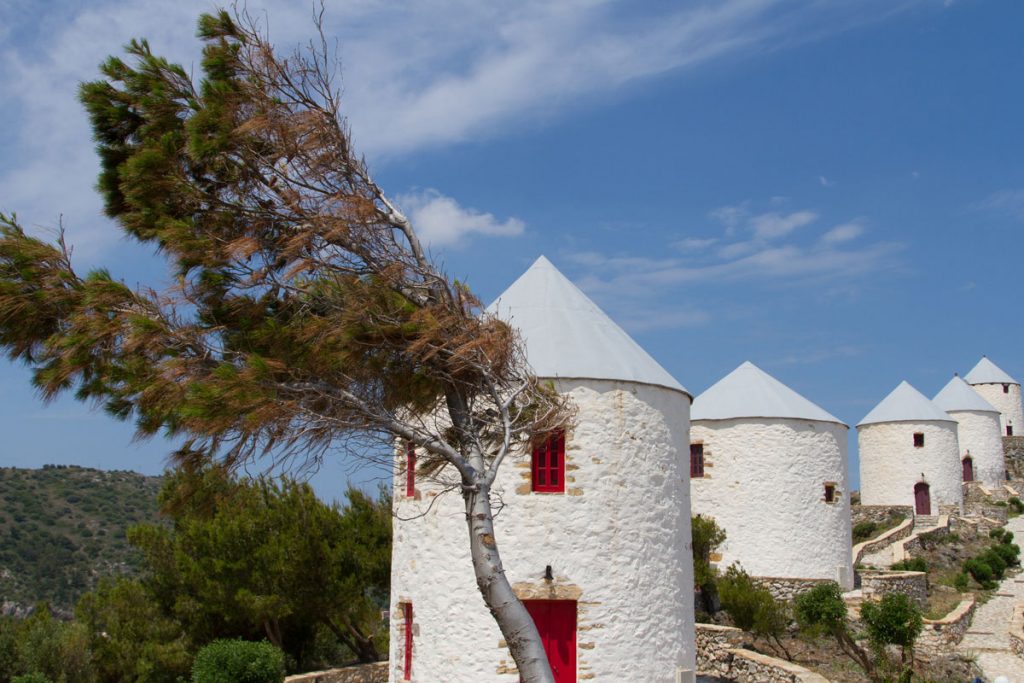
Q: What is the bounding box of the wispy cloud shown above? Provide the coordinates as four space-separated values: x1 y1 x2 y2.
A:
773 344 864 366
674 237 718 252
819 175 835 187
974 189 1024 221
568 202 903 300
397 189 524 247
0 0 932 258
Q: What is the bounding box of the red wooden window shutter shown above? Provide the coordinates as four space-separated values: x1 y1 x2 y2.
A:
405 442 416 497
690 443 704 478
532 432 565 493
403 602 413 680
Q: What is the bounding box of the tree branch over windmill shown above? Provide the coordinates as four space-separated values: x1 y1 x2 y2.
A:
0 8 573 682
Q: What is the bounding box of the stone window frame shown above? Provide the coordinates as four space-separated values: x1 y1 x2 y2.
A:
823 482 837 504
689 442 705 478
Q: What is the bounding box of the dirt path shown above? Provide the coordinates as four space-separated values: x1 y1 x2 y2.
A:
957 514 1024 681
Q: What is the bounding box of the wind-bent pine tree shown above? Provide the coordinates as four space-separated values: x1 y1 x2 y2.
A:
0 10 571 682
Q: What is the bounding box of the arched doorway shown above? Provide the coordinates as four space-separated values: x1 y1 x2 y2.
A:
962 457 974 482
914 482 931 515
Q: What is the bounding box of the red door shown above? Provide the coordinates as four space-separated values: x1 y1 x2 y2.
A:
523 600 576 683
962 457 974 482
914 482 931 515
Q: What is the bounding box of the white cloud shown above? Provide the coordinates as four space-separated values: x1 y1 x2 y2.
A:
673 237 718 251
750 210 818 239
975 189 1024 221
821 222 864 244
819 175 835 187
0 0 932 259
397 189 524 247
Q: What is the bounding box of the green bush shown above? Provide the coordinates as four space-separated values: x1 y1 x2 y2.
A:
990 528 1005 540
992 542 1020 567
718 564 788 637
981 548 1008 580
852 521 878 543
795 582 847 634
952 573 969 592
861 593 923 650
963 558 996 589
890 557 927 572
1009 497 1024 514
191 639 285 683
12 674 53 683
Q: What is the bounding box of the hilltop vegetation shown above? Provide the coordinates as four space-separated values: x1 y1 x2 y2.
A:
0 466 162 615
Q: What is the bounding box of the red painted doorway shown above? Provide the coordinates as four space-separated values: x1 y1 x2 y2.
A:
962 457 974 482
522 600 577 683
914 482 931 515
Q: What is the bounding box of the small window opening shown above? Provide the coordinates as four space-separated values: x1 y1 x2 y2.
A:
532 432 565 493
402 602 413 680
690 443 705 478
1008 425 1014 437
913 432 925 448
405 442 416 497
1004 384 1011 394
824 483 836 503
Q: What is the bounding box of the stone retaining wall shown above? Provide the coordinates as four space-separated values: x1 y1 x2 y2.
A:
696 624 830 682
851 505 913 527
917 598 976 654
284 663 388 683
1011 603 1024 660
1003 437 1024 480
858 570 928 608
853 517 914 566
752 576 832 602
901 522 950 556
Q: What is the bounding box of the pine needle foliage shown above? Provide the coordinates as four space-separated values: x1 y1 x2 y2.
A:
0 8 570 482
0 9 573 680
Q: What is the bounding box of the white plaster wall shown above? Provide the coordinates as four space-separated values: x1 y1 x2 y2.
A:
689 419 853 589
971 382 1024 437
949 409 1005 487
858 421 962 512
388 379 695 682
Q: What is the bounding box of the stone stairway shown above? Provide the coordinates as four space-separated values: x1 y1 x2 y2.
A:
914 514 939 529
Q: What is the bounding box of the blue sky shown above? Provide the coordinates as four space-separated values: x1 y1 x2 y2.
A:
1 0 1022 503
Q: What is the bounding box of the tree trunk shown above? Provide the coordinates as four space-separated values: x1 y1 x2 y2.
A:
465 482 554 683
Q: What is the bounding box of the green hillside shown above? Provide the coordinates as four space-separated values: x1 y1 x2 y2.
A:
0 465 162 616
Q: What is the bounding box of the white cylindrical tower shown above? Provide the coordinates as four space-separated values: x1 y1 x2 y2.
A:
858 381 962 515
690 362 853 589
933 375 1005 487
965 356 1024 438
388 256 695 683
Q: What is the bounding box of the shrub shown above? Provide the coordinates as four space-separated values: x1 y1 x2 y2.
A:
963 558 996 588
992 542 1020 567
12 675 53 683
981 548 1008 580
852 521 878 543
718 564 789 649
191 640 285 683
891 557 927 572
990 528 1005 540
953 572 969 592
1009 497 1024 514
861 593 923 650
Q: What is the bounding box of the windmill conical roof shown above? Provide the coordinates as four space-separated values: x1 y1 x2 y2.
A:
691 361 844 425
933 375 999 414
487 256 687 395
857 381 955 427
965 357 1019 385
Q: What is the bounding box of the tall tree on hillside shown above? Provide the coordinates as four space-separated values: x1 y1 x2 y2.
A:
0 9 572 682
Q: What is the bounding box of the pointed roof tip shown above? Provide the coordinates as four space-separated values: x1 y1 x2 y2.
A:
692 361 844 425
858 380 955 427
488 256 688 395
933 375 999 414
965 356 1019 385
